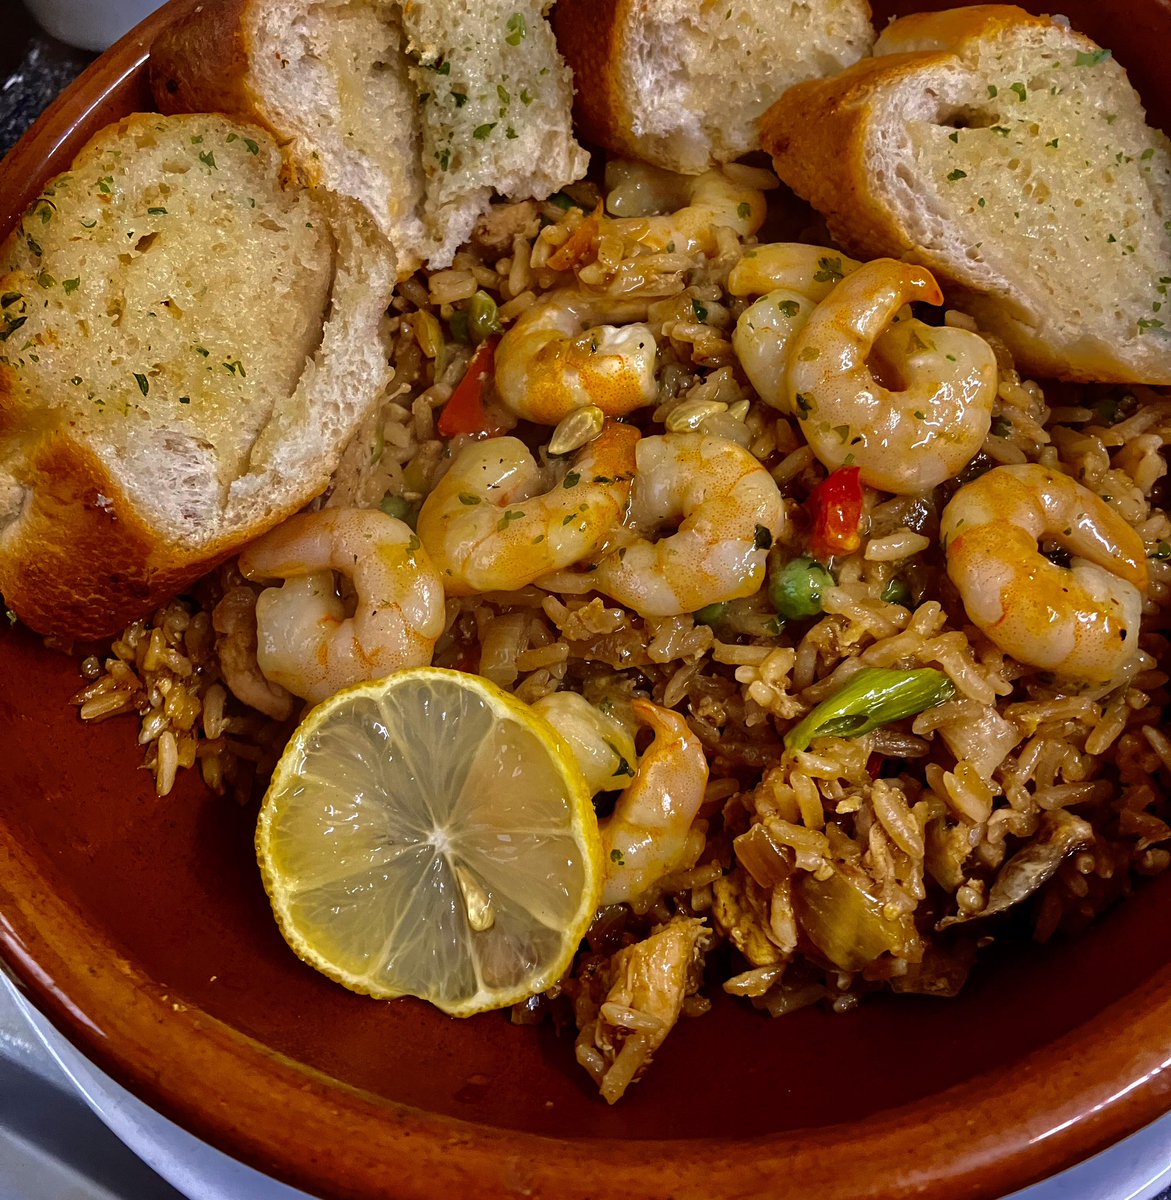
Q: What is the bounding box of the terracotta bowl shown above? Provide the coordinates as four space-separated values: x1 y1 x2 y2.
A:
2 3 1170 1198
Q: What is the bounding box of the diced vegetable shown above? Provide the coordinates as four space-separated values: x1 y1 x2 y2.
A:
694 602 729 626
808 466 864 560
880 577 913 607
467 290 503 343
769 555 833 619
548 207 601 272
793 864 917 971
379 494 416 526
784 666 955 753
437 335 502 437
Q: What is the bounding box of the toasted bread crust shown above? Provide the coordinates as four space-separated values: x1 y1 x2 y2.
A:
761 53 945 263
149 0 274 134
0 424 217 638
873 4 1049 55
550 0 631 161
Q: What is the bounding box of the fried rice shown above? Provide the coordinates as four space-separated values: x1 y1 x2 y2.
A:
71 165 1171 1103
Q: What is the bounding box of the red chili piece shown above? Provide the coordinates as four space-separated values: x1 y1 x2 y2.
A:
808 466 864 561
437 335 503 438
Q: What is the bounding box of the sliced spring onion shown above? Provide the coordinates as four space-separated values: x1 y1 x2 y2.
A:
784 666 955 753
769 555 833 619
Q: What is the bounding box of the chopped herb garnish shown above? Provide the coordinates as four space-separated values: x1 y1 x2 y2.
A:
737 201 751 219
1010 82 1027 102
505 12 527 44
133 372 149 396
178 396 190 405
947 168 967 182
1046 138 1059 148
562 471 582 490
987 84 998 97
458 493 482 506
148 206 167 215
1138 317 1165 331
948 131 960 143
222 359 245 375
520 87 533 105
98 176 113 194
795 392 814 416
198 150 217 170
1149 541 1171 560
609 848 624 865
692 299 709 322
498 510 526 530
452 92 468 107
1075 47 1112 66
473 123 497 140
778 298 801 318
754 524 773 551
1141 148 1156 160
991 125 1010 137
813 256 845 284
36 271 55 289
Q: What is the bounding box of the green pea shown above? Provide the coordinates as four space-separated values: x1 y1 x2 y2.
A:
768 555 833 620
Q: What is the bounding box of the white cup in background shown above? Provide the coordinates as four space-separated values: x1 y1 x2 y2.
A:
22 0 167 52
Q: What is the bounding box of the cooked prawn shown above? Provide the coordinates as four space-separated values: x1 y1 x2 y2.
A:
729 245 861 412
600 700 709 906
786 258 998 494
728 243 862 302
586 432 786 617
532 691 639 796
416 421 640 596
941 464 1149 684
605 160 769 256
732 289 817 411
494 291 658 424
238 508 445 705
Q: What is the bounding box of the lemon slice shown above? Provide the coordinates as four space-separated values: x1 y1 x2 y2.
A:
256 668 602 1017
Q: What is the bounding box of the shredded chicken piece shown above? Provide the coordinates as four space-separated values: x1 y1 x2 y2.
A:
471 200 541 256
712 869 788 966
581 917 710 1104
